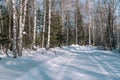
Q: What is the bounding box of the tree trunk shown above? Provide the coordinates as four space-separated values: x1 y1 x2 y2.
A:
61 0 64 34
32 0 37 49
75 10 78 45
0 9 3 33
92 24 95 45
8 10 12 39
18 0 23 56
18 0 28 56
89 15 91 46
61 0 64 46
66 26 69 46
42 0 46 48
12 0 17 58
46 0 51 49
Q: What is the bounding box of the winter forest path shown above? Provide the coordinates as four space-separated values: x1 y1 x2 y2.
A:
16 46 120 80
0 45 120 80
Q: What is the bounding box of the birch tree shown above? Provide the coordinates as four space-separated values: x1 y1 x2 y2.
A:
6 0 12 39
42 0 46 48
59 0 65 46
46 0 51 49
18 0 23 56
117 1 120 52
18 0 28 56
0 9 2 34
88 0 92 46
61 0 64 34
32 0 37 49
75 0 78 45
104 0 117 50
12 0 17 58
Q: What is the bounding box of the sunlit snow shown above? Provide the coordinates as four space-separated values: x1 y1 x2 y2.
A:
0 45 120 80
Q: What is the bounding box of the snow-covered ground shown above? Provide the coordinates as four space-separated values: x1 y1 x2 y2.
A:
0 45 120 80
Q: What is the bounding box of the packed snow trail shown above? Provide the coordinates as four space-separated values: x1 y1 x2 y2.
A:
0 45 120 80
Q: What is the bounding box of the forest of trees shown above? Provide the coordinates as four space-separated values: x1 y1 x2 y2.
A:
0 0 120 58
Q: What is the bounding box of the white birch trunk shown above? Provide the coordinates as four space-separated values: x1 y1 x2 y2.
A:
46 0 51 49
0 9 2 50
92 22 95 45
75 0 79 45
8 9 12 39
117 22 120 52
61 0 64 33
89 14 91 46
6 0 12 39
0 9 2 33
99 0 104 44
117 20 120 51
60 0 64 46
75 10 78 45
12 0 17 58
117 33 120 51
18 0 28 56
22 0 28 28
67 26 69 46
0 9 4 33
42 0 46 48
101 20 104 43
18 0 23 56
32 0 37 48
66 11 69 46
89 2 91 46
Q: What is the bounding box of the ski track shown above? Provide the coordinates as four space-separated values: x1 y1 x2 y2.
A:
88 50 120 80
48 52 75 80
15 49 72 80
95 53 120 80
14 46 120 80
